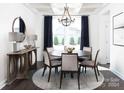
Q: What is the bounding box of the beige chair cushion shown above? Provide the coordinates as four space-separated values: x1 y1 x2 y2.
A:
80 61 95 67
51 61 61 66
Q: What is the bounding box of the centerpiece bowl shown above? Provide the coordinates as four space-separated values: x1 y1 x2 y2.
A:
67 47 75 53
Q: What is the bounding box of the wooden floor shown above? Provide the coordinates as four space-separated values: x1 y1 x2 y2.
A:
2 62 124 90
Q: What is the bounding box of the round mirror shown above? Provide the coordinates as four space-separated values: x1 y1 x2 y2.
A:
12 17 26 42
12 17 26 34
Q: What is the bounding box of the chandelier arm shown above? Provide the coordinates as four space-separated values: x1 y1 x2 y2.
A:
62 7 67 20
66 7 72 20
66 7 75 22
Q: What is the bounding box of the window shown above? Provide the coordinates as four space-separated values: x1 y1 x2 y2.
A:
52 16 81 50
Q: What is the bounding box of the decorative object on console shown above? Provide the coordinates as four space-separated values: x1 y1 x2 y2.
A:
26 34 37 47
24 45 32 49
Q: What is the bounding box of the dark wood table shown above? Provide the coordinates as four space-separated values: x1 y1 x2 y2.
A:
50 50 90 57
7 47 37 85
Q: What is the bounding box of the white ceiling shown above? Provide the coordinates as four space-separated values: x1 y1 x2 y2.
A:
24 3 109 15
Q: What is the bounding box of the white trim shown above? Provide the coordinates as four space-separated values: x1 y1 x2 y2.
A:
111 68 124 80
0 79 7 89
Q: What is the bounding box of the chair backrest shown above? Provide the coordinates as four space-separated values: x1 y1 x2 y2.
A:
43 50 51 66
83 47 92 52
61 53 78 71
47 47 53 53
94 49 100 66
83 47 92 59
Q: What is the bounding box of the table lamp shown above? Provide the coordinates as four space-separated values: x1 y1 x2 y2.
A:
26 34 37 47
9 32 25 52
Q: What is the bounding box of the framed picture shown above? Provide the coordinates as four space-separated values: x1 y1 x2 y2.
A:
113 12 124 46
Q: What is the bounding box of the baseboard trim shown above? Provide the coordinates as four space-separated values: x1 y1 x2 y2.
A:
0 79 7 89
111 68 124 80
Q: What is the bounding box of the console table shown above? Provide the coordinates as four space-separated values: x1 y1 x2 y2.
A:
7 47 37 85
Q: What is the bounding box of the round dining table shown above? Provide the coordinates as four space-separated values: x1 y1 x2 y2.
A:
50 50 91 57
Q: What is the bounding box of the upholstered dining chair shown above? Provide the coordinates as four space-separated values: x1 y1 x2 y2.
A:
46 47 61 61
80 49 100 82
83 47 92 60
79 47 92 62
60 53 80 89
42 50 61 82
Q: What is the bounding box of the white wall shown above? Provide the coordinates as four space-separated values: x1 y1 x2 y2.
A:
89 15 100 60
98 4 124 80
34 15 44 62
89 8 111 64
0 4 43 88
98 14 110 64
109 4 124 80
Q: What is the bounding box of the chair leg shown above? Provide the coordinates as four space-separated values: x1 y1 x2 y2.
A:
64 73 66 78
81 66 84 73
94 67 98 82
48 68 51 82
63 73 66 78
85 66 86 73
60 71 63 89
78 69 80 89
96 66 100 76
55 67 58 74
71 72 74 78
42 65 47 76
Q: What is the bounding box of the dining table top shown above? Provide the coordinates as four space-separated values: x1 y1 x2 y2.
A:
49 50 91 57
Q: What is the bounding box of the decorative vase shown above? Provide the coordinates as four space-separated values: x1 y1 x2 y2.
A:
67 51 72 53
67 47 75 53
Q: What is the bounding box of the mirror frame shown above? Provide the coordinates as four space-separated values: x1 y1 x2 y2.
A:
12 17 26 34
12 17 26 42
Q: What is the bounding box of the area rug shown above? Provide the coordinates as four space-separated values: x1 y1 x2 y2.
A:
32 68 104 90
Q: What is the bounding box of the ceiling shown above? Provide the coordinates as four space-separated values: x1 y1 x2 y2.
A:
24 3 109 15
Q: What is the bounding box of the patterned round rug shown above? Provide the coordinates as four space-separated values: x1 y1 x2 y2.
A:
32 68 104 90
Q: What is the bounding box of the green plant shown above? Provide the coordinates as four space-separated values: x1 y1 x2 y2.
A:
78 37 81 44
54 36 59 45
70 37 75 45
62 38 64 45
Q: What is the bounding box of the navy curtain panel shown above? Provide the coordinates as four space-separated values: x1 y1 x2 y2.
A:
80 16 89 50
44 16 53 50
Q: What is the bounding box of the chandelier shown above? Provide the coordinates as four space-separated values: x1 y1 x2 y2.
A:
58 4 75 26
